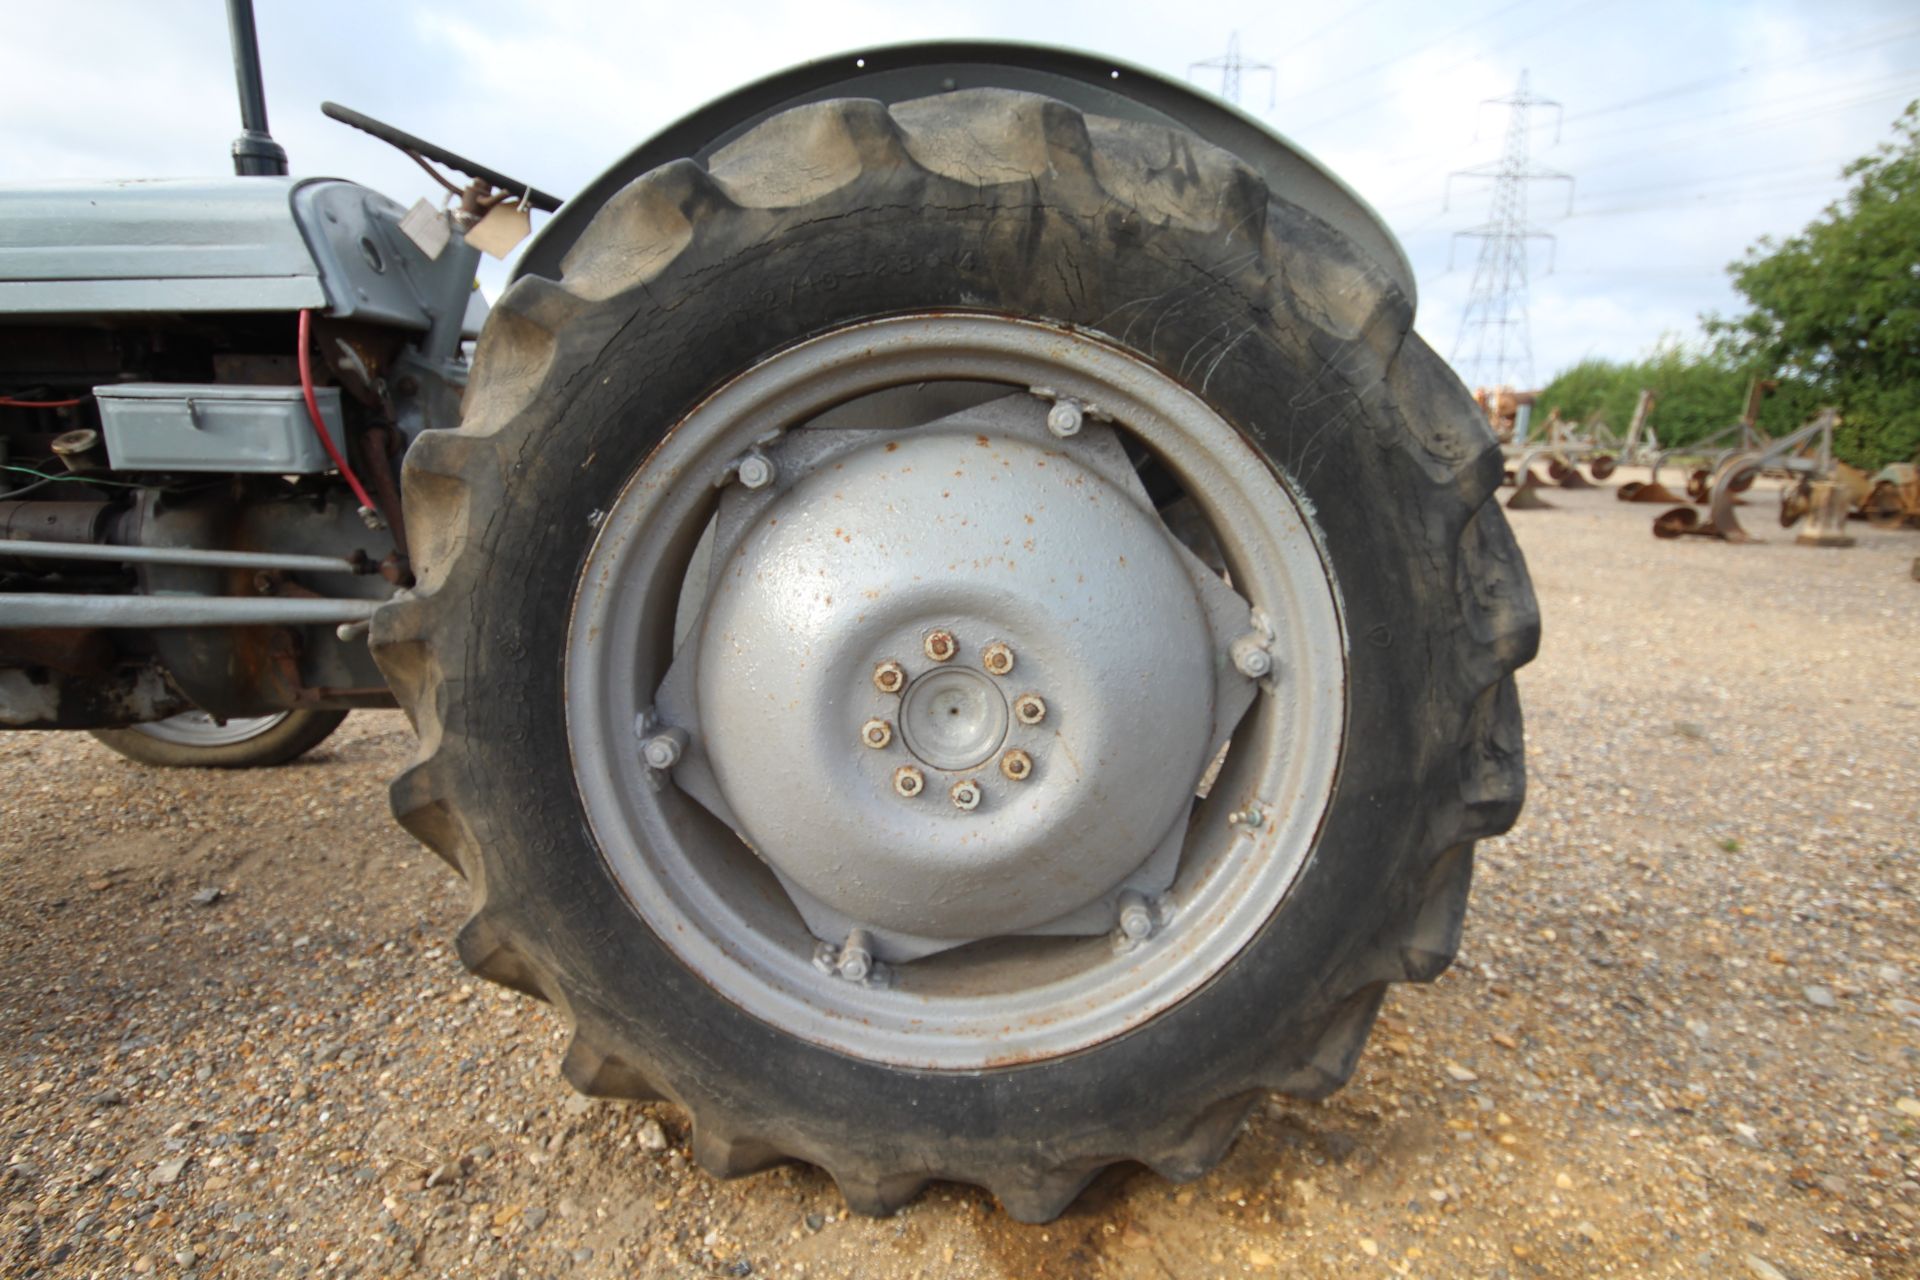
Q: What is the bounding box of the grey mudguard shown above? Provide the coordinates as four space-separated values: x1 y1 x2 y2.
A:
512 40 1416 312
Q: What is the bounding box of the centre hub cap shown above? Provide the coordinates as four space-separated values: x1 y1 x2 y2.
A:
899 668 1007 770
692 412 1219 942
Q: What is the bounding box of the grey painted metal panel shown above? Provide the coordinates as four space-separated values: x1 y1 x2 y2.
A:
0 177 324 314
288 180 438 331
95 382 336 472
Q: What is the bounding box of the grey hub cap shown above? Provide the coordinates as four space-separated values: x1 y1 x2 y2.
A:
567 315 1345 1069
134 711 289 747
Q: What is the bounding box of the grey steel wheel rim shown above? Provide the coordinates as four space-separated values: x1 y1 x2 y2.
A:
566 314 1346 1070
133 710 290 748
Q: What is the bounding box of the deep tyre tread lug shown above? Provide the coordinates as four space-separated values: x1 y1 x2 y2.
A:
830 1170 931 1219
455 912 549 1001
689 1126 790 1180
388 763 472 878
1396 846 1475 982
1141 1092 1261 1183
1261 986 1387 1100
559 1035 664 1102
992 1168 1105 1225
559 161 736 301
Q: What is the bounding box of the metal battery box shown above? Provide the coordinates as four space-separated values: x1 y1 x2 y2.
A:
93 382 339 473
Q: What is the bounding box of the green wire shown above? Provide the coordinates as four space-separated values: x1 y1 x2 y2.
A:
1 462 154 491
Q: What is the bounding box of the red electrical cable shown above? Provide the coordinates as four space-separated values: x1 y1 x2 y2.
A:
296 309 381 518
0 395 87 408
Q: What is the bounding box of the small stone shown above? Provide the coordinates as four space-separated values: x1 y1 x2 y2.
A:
189 887 224 907
150 1157 189 1186
563 1094 593 1117
522 1206 548 1231
468 1144 493 1162
1555 1172 1573 1190
1891 998 1920 1019
131 1257 153 1275
1817 1174 1846 1196
1743 1255 1789 1280
1674 721 1706 740
571 1249 594 1265
174 1250 195 1267
1444 1062 1479 1084
1686 1020 1711 1042
1803 985 1837 1009
1876 964 1902 983
1733 1123 1762 1149
1574 1221 1600 1243
87 1090 123 1108
1247 1247 1275 1268
636 1118 669 1152
804 1213 824 1232
1895 1098 1920 1118
424 1160 462 1188
1359 1238 1379 1258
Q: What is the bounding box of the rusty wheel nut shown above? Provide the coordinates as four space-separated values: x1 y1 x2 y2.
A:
1000 748 1033 782
892 765 925 799
981 641 1015 676
949 778 983 811
872 660 907 694
923 629 958 663
1013 693 1047 726
861 718 893 749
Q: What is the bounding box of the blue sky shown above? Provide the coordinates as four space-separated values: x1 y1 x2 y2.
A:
5 0 1915 389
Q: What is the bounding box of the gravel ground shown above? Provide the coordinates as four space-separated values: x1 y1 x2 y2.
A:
1 477 1916 1279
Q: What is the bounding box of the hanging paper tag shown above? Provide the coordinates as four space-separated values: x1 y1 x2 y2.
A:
466 201 532 259
398 198 452 260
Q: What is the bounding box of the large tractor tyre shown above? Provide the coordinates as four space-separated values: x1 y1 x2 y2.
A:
374 89 1537 1222
89 710 348 769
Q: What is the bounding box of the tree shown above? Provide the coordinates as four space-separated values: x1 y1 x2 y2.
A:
1537 342 1818 449
1714 102 1920 468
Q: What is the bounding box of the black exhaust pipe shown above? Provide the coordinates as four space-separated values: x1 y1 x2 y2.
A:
225 0 288 176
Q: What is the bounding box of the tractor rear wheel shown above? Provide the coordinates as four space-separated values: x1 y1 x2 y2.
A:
374 89 1537 1221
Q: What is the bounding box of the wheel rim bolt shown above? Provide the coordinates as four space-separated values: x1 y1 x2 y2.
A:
837 929 874 982
923 629 958 663
1117 890 1155 941
1013 693 1047 725
892 765 925 799
641 728 687 771
735 451 777 490
1000 748 1033 782
1046 401 1084 438
1231 633 1274 679
861 718 893 749
949 779 982 811
872 660 907 694
981 641 1015 675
